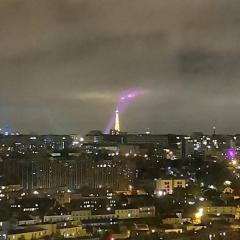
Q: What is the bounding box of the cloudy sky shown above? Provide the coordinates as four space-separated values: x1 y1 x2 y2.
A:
0 0 240 135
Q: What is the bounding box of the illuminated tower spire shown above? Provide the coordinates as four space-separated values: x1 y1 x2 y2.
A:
114 109 120 132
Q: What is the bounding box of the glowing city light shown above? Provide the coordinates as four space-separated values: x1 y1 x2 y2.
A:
232 160 237 165
156 190 166 197
224 180 232 186
226 148 237 160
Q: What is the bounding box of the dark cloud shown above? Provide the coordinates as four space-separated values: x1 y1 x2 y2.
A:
0 0 240 134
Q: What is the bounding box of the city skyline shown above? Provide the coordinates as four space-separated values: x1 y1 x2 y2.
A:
1 1 240 134
2 2 240 239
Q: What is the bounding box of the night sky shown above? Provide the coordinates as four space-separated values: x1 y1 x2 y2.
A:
1 0 240 135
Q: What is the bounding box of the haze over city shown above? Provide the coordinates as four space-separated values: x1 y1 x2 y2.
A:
1 0 240 134
2 1 240 240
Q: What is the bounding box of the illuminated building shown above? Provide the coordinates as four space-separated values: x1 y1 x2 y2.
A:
155 179 186 195
84 130 170 147
71 206 155 221
7 222 87 240
126 134 168 146
29 157 132 191
182 137 194 158
0 134 72 153
84 130 104 144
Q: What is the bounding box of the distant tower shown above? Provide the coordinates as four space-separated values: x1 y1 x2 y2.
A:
114 109 120 132
146 128 151 135
213 126 216 135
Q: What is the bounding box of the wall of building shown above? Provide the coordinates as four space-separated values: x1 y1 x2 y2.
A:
155 179 186 194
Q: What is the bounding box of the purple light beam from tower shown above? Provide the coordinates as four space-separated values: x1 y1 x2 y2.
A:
104 89 142 134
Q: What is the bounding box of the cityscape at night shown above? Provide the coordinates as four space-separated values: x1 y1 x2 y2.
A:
1 1 240 240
